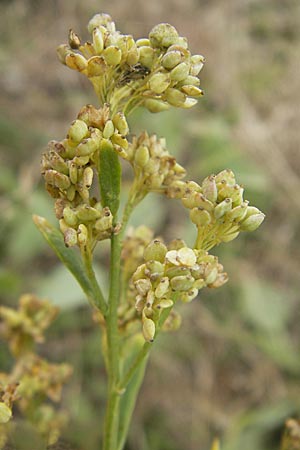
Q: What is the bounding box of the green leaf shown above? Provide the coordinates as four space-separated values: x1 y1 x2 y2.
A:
98 140 121 219
33 215 95 304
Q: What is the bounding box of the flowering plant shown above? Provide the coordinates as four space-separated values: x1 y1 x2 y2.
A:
31 13 264 449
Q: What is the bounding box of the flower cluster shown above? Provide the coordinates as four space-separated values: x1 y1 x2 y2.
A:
41 104 130 248
0 295 72 446
57 14 204 114
0 293 58 356
127 132 186 203
132 239 227 342
167 169 265 250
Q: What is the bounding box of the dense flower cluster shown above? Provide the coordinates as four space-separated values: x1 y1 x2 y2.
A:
0 295 72 445
167 169 265 250
41 104 130 248
57 14 204 114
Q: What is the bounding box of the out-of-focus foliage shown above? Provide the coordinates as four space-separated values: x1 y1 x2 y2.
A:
0 0 299 449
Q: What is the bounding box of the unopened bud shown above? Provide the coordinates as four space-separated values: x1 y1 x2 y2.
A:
68 119 89 143
0 402 12 424
76 137 99 156
190 54 205 76
112 112 129 135
181 287 199 302
144 99 170 113
87 56 107 77
240 211 265 232
190 208 211 227
136 38 151 47
57 44 72 64
64 227 78 247
68 29 81 49
155 277 170 298
103 120 115 139
65 53 87 72
214 198 232 219
226 203 248 222
205 267 218 285
142 317 156 342
170 62 190 82
215 169 236 185
92 28 104 53
76 205 101 221
94 208 113 232
103 46 122 66
135 278 152 296
181 85 203 97
162 50 182 69
63 206 78 227
171 275 195 291
134 145 150 168
164 88 186 107
149 23 179 48
44 170 71 190
77 223 88 246
144 240 168 263
202 175 218 202
138 46 154 68
155 298 173 309
149 73 171 94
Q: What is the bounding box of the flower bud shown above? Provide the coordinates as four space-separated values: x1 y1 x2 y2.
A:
94 209 113 232
64 227 78 247
103 120 115 139
214 198 232 219
87 13 114 34
177 247 197 266
92 27 104 53
0 402 12 424
66 185 76 201
77 223 88 246
170 62 190 82
170 275 195 291
182 98 199 108
68 29 81 49
111 134 128 150
68 119 89 143
144 240 168 263
144 99 170 113
83 167 94 188
240 211 265 232
226 203 248 222
138 46 155 68
87 56 107 77
181 287 198 302
190 208 211 227
142 317 156 342
63 206 78 227
112 112 129 135
179 75 201 86
145 260 165 279
149 23 179 48
76 205 101 221
162 50 182 69
103 46 122 66
134 145 150 168
155 299 174 309
136 38 151 47
76 137 99 156
127 47 140 66
155 277 170 298
65 53 87 72
205 267 218 285
215 169 236 185
44 170 71 190
164 88 186 107
135 278 152 296
57 44 72 64
221 230 240 243
181 85 203 97
149 73 171 94
202 175 218 202
190 54 205 76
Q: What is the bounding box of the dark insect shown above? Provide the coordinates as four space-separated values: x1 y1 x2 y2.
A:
117 64 151 86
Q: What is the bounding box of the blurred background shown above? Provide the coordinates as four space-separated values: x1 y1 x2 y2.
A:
1 0 300 449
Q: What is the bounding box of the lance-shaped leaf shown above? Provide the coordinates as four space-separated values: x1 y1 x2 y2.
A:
33 215 104 311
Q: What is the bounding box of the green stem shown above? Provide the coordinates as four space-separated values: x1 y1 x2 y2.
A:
103 231 122 450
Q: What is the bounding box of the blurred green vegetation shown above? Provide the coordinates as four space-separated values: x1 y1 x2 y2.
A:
1 0 300 449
